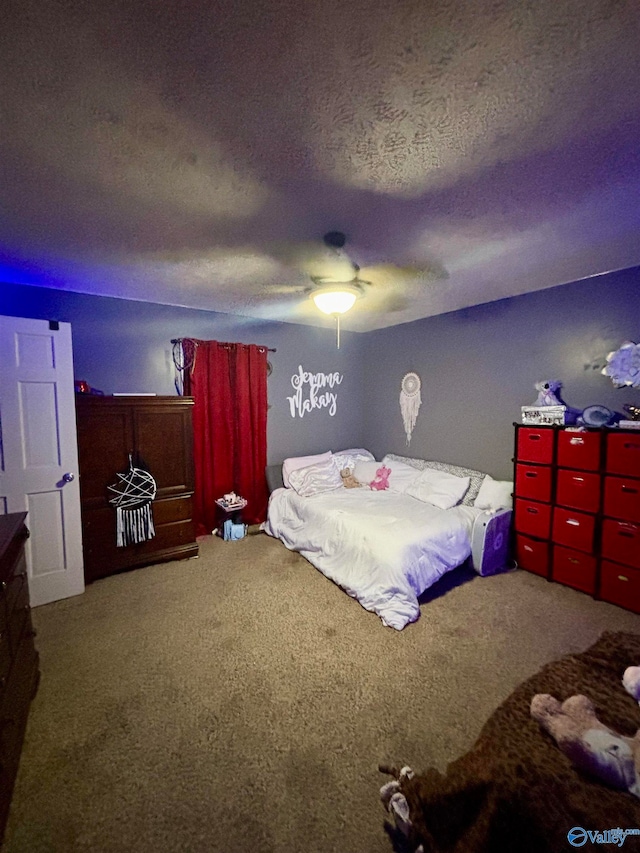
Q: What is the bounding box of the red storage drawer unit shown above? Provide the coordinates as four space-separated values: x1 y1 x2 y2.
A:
515 498 552 540
555 469 601 514
551 506 596 553
517 428 554 465
552 545 596 594
515 534 549 577
514 423 640 614
599 561 640 614
556 430 601 471
607 433 640 478
515 464 552 503
603 476 640 523
601 518 640 570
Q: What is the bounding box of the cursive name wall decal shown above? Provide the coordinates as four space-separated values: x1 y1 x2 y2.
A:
287 364 343 418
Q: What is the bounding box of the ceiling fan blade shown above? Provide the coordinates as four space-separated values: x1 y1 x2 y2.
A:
268 239 358 283
359 262 448 286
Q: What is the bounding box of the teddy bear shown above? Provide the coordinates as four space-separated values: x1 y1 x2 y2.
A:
370 464 391 491
533 380 564 407
340 467 361 489
530 693 640 796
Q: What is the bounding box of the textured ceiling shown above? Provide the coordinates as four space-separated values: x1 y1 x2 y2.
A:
1 0 640 331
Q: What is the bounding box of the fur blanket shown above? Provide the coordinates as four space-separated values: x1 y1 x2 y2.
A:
392 632 640 853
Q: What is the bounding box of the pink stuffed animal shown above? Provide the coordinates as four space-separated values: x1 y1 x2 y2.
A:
370 465 391 491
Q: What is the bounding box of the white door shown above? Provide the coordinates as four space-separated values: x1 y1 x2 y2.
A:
0 316 84 606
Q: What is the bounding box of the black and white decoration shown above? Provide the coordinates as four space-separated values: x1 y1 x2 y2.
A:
108 455 157 547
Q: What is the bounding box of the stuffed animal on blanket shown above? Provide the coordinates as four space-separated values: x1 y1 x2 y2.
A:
530 693 640 796
370 465 391 491
623 667 640 703
340 467 362 489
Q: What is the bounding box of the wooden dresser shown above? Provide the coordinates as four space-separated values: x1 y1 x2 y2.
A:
513 423 640 611
75 396 199 583
0 513 39 842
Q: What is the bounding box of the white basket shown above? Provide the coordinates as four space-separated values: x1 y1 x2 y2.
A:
521 405 567 426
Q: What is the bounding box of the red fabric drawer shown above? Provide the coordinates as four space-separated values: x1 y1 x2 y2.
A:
515 534 549 577
607 433 640 478
603 476 640 523
515 464 552 502
514 498 551 539
601 518 640 569
555 469 601 513
600 561 640 613
552 545 596 594
517 428 554 464
551 507 595 553
556 430 601 471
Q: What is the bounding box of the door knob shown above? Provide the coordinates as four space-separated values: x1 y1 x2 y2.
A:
62 472 75 483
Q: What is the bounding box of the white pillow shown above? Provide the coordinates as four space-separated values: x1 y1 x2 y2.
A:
380 456 421 493
353 460 382 486
406 468 471 510
282 451 332 488
332 448 375 470
473 476 513 511
288 457 344 498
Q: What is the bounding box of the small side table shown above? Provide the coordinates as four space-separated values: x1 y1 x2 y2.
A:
214 499 247 538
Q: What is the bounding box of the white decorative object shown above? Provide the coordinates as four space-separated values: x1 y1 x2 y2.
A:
287 365 343 418
400 372 421 445
108 455 157 547
602 341 640 388
521 405 567 426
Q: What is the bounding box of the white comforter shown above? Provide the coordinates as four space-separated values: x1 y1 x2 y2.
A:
264 487 482 630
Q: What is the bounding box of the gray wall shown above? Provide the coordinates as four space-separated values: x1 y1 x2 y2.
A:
0 283 366 464
362 267 640 479
3 266 639 479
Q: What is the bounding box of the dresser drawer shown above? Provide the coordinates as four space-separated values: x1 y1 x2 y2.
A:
600 561 640 613
152 496 193 525
515 534 549 577
607 433 640 478
557 430 601 471
601 518 640 569
552 507 596 553
515 464 552 503
552 545 597 594
7 575 29 658
514 498 551 539
517 428 554 464
603 476 640 523
555 469 601 514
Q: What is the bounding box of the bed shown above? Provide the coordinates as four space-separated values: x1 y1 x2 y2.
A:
264 452 505 630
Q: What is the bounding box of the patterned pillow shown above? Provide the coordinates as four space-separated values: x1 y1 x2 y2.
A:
332 448 375 470
288 457 344 498
383 454 487 507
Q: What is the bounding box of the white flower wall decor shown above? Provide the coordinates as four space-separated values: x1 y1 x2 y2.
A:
602 341 640 388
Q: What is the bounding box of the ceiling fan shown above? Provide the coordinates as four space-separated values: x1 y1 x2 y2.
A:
270 230 448 343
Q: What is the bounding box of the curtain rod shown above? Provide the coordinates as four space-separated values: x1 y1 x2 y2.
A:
171 338 276 352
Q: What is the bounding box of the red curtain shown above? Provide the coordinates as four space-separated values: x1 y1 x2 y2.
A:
190 340 269 534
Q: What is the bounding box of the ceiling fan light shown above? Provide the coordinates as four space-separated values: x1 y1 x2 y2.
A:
310 284 362 315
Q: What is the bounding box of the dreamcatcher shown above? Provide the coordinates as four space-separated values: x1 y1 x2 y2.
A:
400 372 422 445
108 455 157 547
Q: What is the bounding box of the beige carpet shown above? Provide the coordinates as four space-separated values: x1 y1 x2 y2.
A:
5 531 640 853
